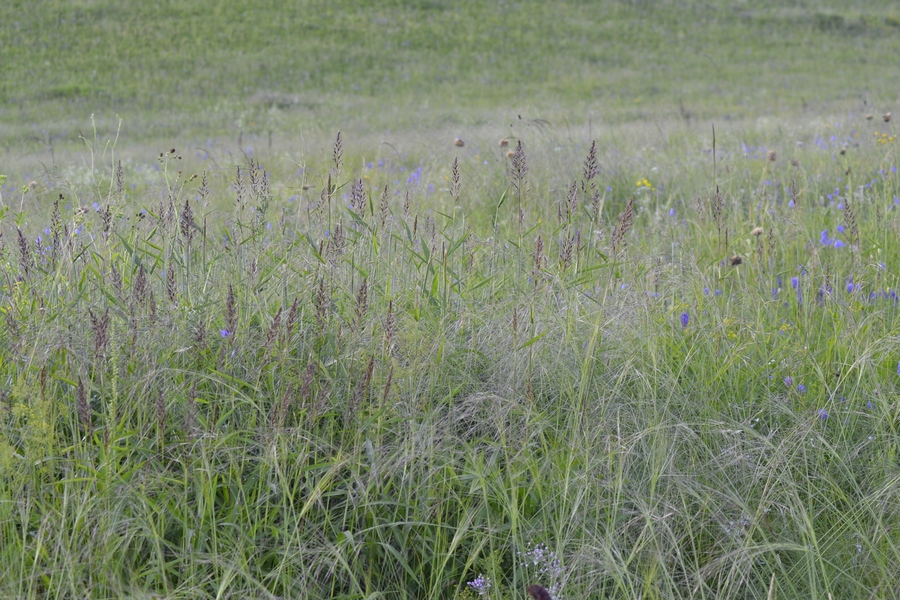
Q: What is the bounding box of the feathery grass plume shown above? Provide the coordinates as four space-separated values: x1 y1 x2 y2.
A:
76 378 93 439
197 170 210 204
225 283 237 336
16 227 30 276
329 219 345 265
510 140 528 226
101 204 112 239
132 264 149 307
565 180 578 221
790 178 799 206
526 584 551 600
166 261 177 304
264 306 282 354
403 190 411 222
109 263 124 302
379 185 389 227
843 196 859 247
50 194 62 262
315 277 328 333
88 307 110 360
354 278 368 330
115 159 125 195
561 231 575 271
232 165 245 208
611 196 634 259
450 157 461 205
350 178 366 214
582 139 599 183
247 159 262 200
384 299 396 352
350 355 375 419
284 297 300 343
332 131 344 175
180 197 194 247
533 234 544 285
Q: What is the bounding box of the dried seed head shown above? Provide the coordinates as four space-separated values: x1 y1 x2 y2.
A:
751 227 764 237
766 150 777 162
450 157 461 204
454 137 465 147
865 113 874 120
354 278 369 329
506 150 515 158
499 138 509 147
883 112 892 123
225 283 237 334
332 131 343 174
582 140 599 181
728 254 743 266
791 158 800 167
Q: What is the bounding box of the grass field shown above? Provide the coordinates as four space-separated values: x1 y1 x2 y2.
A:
1 1 900 599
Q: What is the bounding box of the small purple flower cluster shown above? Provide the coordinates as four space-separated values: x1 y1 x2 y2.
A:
467 574 492 597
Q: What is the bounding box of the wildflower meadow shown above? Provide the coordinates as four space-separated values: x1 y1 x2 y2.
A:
1 1 900 599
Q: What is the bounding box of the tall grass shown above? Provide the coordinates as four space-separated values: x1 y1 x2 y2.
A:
1 113 899 599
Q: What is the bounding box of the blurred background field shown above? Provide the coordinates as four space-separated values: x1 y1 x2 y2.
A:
1 1 900 599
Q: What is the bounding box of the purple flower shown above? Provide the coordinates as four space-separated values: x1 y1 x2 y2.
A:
820 229 831 245
220 329 232 338
467 574 492 597
784 376 794 387
897 360 900 376
847 283 854 293
817 408 828 420
834 239 846 248
791 277 799 289
680 312 690 328
669 208 675 216
798 384 807 394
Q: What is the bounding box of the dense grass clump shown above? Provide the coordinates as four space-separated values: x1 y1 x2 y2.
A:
1 112 899 598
